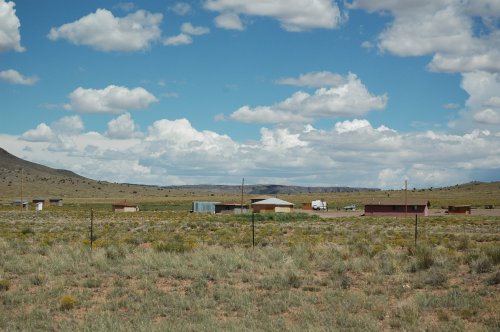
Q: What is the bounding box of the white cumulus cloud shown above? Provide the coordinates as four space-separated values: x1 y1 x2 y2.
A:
349 0 500 74
20 123 55 142
47 9 162 52
230 73 388 124
181 22 210 36
474 109 500 125
276 71 346 88
0 69 38 85
106 113 142 139
0 0 24 52
51 115 84 135
163 33 192 46
64 85 158 114
164 22 210 46
214 13 244 30
204 0 342 31
170 3 192 16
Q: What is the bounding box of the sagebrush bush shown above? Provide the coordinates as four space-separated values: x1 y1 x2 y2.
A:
154 235 195 253
105 245 127 260
416 245 434 270
486 271 500 285
484 246 500 265
470 254 493 274
424 268 448 287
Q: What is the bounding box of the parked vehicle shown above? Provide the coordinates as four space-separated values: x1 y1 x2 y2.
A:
312 200 327 210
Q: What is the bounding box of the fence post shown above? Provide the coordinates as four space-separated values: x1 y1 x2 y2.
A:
90 209 94 251
414 214 418 249
252 212 255 248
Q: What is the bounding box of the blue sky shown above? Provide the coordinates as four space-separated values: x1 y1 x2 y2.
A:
1 0 499 189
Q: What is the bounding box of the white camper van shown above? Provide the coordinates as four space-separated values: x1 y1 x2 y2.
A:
311 200 327 211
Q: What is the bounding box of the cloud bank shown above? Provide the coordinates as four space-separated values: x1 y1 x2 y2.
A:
230 72 387 124
8 114 499 188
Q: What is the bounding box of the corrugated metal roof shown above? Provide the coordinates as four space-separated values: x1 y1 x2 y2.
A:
363 198 429 206
251 198 294 206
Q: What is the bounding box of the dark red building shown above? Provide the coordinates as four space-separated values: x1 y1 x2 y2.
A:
364 198 430 217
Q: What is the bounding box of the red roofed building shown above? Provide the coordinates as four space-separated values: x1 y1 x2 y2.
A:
364 198 430 217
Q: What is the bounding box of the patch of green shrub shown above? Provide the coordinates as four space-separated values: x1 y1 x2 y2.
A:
21 227 34 235
154 235 195 253
59 295 76 310
0 278 10 291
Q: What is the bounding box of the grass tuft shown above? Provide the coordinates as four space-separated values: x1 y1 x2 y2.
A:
59 295 76 310
0 278 10 291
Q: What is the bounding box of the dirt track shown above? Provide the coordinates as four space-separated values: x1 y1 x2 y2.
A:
300 208 500 218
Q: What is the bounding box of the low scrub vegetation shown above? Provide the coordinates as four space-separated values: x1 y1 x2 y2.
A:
0 207 498 331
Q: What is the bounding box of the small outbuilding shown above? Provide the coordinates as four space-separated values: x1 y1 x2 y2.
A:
32 198 48 205
302 202 313 210
215 203 249 214
112 202 139 212
364 198 430 217
12 200 29 208
49 198 63 206
251 197 294 213
447 205 471 215
191 201 220 213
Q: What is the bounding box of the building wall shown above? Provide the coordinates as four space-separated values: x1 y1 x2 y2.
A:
192 202 218 213
302 203 312 210
448 206 471 214
113 206 138 212
364 204 428 217
252 204 293 213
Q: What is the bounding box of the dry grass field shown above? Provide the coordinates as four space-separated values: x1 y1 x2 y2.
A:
0 200 499 331
1 151 499 331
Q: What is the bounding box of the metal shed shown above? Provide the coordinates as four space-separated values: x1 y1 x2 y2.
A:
191 201 220 213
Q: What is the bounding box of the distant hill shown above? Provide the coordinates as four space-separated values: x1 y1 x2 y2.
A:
0 148 381 199
0 147 86 180
2 147 497 204
165 184 380 195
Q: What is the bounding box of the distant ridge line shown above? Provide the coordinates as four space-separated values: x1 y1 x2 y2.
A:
162 184 381 195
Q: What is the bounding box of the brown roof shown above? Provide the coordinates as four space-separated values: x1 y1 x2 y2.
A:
363 198 429 206
215 202 249 207
112 201 138 207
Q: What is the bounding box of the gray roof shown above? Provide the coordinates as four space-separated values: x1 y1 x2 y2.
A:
251 198 294 206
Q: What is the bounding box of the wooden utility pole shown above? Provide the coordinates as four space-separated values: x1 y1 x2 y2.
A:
20 168 24 210
241 178 244 214
414 214 418 248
